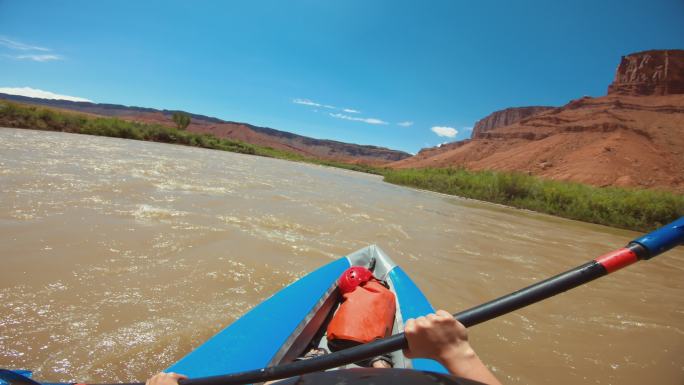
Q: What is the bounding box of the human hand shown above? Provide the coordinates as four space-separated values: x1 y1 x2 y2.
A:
404 311 501 385
145 372 188 385
403 309 474 365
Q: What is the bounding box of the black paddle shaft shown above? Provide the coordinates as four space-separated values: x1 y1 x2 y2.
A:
49 250 619 385
184 246 635 385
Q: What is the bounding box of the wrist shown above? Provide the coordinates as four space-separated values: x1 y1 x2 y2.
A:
438 341 476 362
437 342 479 372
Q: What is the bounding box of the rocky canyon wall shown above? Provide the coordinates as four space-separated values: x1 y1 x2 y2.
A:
607 49 684 96
472 106 554 138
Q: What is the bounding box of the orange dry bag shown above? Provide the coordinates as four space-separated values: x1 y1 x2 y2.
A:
326 278 396 349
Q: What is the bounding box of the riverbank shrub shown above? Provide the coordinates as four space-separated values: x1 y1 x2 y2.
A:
382 168 684 231
0 101 386 175
0 101 269 156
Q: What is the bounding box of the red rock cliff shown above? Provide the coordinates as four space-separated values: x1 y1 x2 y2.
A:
607 49 684 96
390 49 684 192
472 106 554 138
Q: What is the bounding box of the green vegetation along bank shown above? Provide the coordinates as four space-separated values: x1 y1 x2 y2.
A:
1 100 681 232
0 101 380 174
383 168 683 232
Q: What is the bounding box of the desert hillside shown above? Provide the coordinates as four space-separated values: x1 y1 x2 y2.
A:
391 49 684 192
0 93 410 165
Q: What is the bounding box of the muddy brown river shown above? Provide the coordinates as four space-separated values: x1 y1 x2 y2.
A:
1 127 682 384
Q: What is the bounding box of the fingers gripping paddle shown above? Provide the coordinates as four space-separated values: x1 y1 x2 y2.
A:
4 217 683 385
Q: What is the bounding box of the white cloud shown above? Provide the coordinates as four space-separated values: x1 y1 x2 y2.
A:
293 98 321 107
463 126 473 131
295 97 389 125
0 37 50 51
431 126 458 138
0 87 92 102
293 98 361 113
0 37 63 62
10 54 62 62
293 98 336 109
398 121 414 127
330 113 388 125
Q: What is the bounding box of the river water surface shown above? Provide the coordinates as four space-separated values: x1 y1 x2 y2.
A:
1 127 683 384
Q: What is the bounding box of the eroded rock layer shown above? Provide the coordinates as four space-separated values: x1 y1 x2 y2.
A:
607 49 684 96
391 50 684 192
472 106 554 138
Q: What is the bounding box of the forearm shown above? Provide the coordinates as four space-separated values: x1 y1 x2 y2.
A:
439 345 502 385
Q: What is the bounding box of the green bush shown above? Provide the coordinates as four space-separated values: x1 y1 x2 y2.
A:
172 111 191 130
383 168 683 231
0 101 385 170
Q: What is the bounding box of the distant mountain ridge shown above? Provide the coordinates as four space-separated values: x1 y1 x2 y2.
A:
0 93 225 123
0 93 410 165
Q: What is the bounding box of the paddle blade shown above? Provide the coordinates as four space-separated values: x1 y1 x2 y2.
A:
0 370 42 385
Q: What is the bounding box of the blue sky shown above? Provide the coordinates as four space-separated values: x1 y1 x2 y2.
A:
1 1 683 153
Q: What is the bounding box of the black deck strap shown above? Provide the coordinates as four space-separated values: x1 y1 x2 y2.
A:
368 257 377 272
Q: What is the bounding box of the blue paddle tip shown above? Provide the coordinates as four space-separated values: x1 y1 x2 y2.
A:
0 370 34 385
631 217 684 258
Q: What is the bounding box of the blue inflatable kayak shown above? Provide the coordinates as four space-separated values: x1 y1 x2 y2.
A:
0 245 448 385
166 245 448 376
